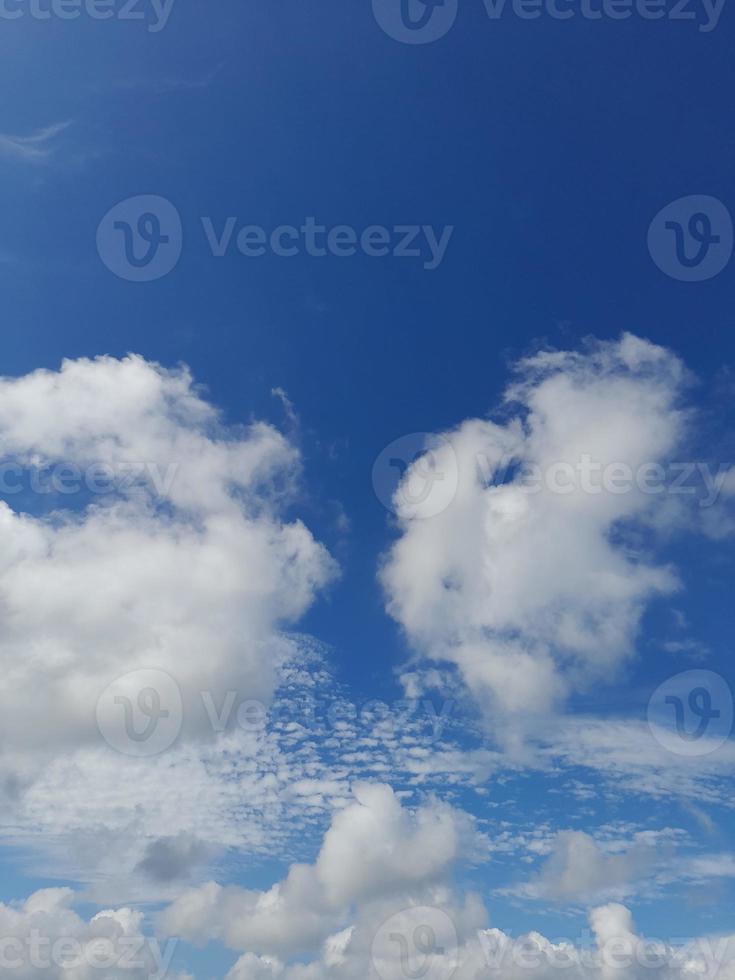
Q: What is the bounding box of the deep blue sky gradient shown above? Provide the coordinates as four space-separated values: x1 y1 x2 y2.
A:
0 0 733 950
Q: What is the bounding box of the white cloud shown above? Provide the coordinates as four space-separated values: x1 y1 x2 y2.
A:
0 355 335 767
314 782 478 906
381 335 690 738
160 782 482 960
542 717 735 804
513 830 665 903
0 642 492 900
0 887 183 979
0 122 70 162
168 864 735 980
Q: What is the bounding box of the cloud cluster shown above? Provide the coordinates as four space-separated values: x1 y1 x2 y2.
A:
381 335 689 736
542 718 735 804
0 887 182 979
159 790 735 980
218 902 735 980
512 829 672 903
0 343 730 979
0 355 335 765
160 782 480 960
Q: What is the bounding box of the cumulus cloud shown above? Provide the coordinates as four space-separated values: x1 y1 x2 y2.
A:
381 334 689 738
0 645 495 901
458 904 735 980
0 354 335 768
160 782 481 960
167 862 735 980
514 830 667 903
0 887 182 979
229 901 735 980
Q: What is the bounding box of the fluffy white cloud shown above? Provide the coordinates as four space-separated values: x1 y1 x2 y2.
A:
304 903 735 980
160 782 481 960
177 877 735 980
513 830 665 903
226 952 285 979
0 887 182 979
0 644 497 902
0 354 336 763
457 904 735 980
314 782 477 907
381 335 688 735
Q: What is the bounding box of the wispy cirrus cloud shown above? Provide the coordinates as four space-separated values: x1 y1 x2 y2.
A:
0 121 71 163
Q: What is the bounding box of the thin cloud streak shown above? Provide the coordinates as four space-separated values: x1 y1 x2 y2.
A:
0 121 71 162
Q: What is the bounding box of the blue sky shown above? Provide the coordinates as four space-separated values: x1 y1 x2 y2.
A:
0 3 734 979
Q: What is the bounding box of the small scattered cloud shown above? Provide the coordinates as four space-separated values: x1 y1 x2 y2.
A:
135 833 217 883
0 121 71 163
